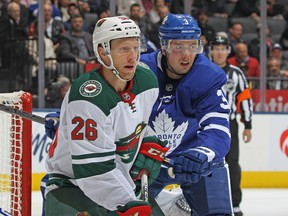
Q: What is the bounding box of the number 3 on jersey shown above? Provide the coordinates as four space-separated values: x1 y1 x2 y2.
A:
72 117 98 140
217 89 230 110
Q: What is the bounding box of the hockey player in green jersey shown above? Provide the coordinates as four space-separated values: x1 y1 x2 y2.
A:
44 16 168 216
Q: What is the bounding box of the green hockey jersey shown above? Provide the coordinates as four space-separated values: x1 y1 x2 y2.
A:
46 64 158 211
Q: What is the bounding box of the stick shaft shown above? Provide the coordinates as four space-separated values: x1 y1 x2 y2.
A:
0 103 45 124
140 170 149 202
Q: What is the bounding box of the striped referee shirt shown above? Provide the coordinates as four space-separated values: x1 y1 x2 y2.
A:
222 63 253 129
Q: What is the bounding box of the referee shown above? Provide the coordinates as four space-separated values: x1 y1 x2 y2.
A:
209 35 253 216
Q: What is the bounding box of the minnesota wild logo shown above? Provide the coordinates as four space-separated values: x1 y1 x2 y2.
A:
79 80 102 97
116 122 147 163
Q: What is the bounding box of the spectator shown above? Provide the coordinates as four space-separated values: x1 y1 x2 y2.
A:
196 9 216 43
57 0 70 22
29 0 61 23
267 57 288 89
29 2 64 45
0 1 28 40
280 27 288 50
45 75 71 108
129 3 147 36
200 0 228 18
63 2 88 32
77 0 91 14
228 22 244 58
228 42 260 88
88 0 109 14
0 1 31 90
267 0 285 20
169 0 184 14
129 3 156 53
116 0 139 16
0 0 29 80
248 24 274 61
270 43 288 70
1 0 29 28
140 0 153 14
145 0 167 26
146 5 169 48
232 0 260 23
56 13 95 76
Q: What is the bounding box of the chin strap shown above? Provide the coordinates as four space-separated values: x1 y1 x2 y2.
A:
101 54 135 82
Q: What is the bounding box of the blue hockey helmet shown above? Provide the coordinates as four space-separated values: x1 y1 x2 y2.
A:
159 14 201 41
159 13 203 53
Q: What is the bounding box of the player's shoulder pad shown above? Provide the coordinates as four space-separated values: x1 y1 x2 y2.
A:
140 51 159 75
68 69 103 102
135 62 158 89
183 55 227 95
138 61 151 70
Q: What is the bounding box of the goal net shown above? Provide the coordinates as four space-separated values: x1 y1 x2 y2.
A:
0 91 32 216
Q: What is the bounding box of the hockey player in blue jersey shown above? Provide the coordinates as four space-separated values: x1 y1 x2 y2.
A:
140 13 233 215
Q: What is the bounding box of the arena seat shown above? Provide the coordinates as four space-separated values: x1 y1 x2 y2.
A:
267 19 287 36
207 17 229 33
242 33 258 44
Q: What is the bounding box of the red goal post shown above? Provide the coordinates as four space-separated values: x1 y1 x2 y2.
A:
0 91 32 216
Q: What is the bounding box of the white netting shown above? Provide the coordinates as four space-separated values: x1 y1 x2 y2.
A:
0 91 24 216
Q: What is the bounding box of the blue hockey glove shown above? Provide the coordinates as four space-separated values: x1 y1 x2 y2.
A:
173 146 216 184
45 112 60 140
116 200 151 216
130 137 169 188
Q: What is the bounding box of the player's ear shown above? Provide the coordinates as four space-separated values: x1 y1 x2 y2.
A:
98 46 106 57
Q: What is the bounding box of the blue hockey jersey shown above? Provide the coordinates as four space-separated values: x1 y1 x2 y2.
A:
140 51 231 160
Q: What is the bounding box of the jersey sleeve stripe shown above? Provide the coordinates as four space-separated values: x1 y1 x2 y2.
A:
71 151 115 160
72 155 115 164
199 112 229 126
72 159 116 178
203 124 231 137
46 178 75 187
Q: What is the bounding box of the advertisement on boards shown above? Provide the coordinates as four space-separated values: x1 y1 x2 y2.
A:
252 89 288 112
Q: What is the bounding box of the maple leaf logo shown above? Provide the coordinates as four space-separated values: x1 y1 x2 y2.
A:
147 110 188 155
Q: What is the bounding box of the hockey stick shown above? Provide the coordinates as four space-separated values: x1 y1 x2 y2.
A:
0 103 45 124
140 170 149 202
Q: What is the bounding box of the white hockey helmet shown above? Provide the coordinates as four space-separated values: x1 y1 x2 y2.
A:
93 16 141 80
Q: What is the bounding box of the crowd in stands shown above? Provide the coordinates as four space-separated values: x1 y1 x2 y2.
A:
0 0 288 107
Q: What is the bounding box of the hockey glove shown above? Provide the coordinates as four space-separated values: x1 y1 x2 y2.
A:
117 200 151 216
45 112 60 140
173 146 216 184
130 137 169 187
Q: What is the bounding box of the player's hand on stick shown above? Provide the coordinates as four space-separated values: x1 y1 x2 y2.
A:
172 146 216 183
117 200 152 216
45 112 60 140
130 137 169 187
